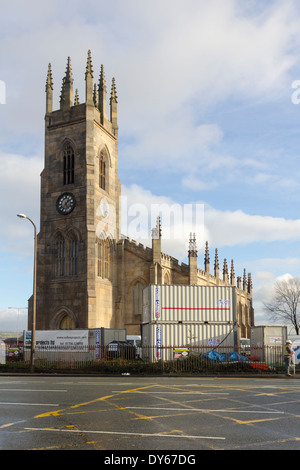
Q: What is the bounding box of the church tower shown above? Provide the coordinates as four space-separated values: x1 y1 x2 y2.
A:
32 51 121 330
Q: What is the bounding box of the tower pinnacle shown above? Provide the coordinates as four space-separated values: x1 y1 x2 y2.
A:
110 77 118 134
85 50 94 78
45 63 53 114
214 248 219 279
60 56 73 110
85 50 94 105
188 233 197 258
98 64 107 123
204 241 210 273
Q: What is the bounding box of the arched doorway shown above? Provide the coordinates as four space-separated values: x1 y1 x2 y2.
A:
59 314 76 330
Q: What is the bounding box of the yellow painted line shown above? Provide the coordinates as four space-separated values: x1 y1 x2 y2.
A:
34 384 159 419
232 417 281 425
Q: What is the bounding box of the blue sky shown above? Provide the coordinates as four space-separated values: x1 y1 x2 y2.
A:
1 0 300 332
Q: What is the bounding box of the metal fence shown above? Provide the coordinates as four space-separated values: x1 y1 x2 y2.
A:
15 344 296 374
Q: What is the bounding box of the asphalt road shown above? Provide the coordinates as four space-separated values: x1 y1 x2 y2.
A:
0 375 299 454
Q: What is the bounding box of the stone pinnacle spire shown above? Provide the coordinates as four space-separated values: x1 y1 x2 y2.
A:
110 77 118 103
65 56 73 83
60 56 73 110
45 63 53 91
85 49 94 78
214 248 219 278
248 272 253 294
230 259 235 285
204 241 210 273
188 233 197 258
99 64 107 91
45 63 53 114
223 258 228 283
243 268 247 292
98 64 107 123
110 77 118 134
85 50 94 105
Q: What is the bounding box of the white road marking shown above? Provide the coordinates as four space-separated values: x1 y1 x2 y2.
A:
0 389 67 392
0 420 26 429
125 406 284 414
24 427 225 440
0 402 59 407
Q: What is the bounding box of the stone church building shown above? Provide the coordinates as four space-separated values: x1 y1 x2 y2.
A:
29 51 254 339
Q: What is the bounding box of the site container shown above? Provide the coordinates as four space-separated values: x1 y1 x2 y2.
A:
143 285 236 324
250 325 288 362
142 285 238 361
250 325 287 348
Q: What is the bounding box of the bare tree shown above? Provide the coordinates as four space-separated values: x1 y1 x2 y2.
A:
263 277 300 335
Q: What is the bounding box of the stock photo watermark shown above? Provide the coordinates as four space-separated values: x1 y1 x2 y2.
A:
0 80 6 104
291 80 300 104
96 196 205 244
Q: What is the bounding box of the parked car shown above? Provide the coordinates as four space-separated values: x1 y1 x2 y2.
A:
106 341 136 360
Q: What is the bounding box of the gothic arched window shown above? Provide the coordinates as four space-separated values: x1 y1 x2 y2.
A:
104 239 110 279
63 143 75 185
99 148 107 190
97 239 103 278
68 233 79 276
54 231 79 277
97 238 112 279
56 235 65 277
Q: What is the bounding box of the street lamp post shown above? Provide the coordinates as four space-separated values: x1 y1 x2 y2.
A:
17 214 37 373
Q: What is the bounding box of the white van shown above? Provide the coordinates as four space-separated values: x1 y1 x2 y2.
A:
126 335 142 358
240 337 251 356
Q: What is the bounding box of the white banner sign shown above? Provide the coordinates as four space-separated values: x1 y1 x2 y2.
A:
24 330 89 350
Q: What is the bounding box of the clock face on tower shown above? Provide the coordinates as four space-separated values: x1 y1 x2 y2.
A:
56 192 76 215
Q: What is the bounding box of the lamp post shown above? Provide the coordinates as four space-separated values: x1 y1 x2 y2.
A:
17 214 37 373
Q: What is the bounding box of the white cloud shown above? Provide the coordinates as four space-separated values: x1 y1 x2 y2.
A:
121 184 207 259
252 173 274 184
204 206 300 247
182 175 218 192
122 184 300 257
0 152 42 253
